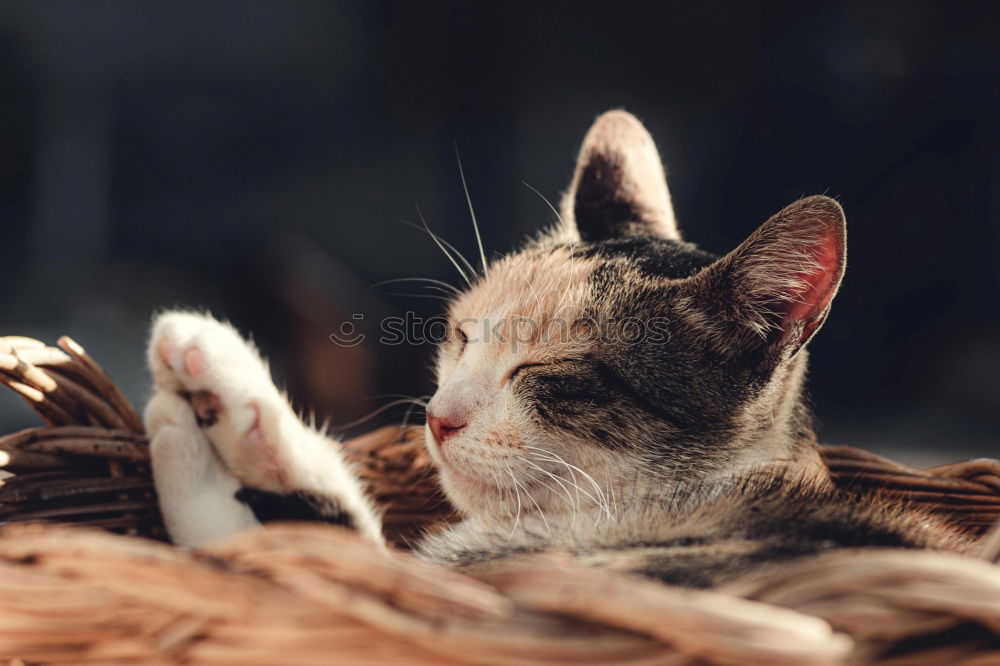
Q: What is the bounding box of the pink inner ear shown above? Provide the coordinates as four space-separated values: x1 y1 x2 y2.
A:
783 232 841 343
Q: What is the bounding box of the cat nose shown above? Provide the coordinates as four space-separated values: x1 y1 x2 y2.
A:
427 412 466 447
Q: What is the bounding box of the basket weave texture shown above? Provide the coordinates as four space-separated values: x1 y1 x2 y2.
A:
0 335 998 665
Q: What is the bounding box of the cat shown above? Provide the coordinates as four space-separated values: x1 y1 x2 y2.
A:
146 110 972 587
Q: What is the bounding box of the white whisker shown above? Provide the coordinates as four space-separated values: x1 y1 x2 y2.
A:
518 268 543 304
454 141 488 273
398 219 478 280
506 466 523 541
334 397 428 430
400 398 426 430
416 205 472 286
606 466 619 518
512 472 550 534
371 393 431 406
383 291 453 302
521 180 563 223
525 452 592 505
523 446 614 521
373 277 461 295
521 457 578 526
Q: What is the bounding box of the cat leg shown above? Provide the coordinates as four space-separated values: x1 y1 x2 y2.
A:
146 311 383 546
146 390 259 547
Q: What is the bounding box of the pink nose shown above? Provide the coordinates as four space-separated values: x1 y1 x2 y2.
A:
427 412 466 447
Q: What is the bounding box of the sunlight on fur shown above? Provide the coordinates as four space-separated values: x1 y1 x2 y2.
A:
146 110 974 587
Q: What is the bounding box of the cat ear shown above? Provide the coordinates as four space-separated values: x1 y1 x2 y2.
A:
695 195 846 359
562 110 680 242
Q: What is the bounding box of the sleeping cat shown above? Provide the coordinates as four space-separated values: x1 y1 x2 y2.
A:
146 110 971 587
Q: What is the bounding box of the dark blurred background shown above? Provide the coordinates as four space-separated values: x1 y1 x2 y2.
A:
0 1 997 466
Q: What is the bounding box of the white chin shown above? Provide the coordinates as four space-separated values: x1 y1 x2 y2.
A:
438 463 505 515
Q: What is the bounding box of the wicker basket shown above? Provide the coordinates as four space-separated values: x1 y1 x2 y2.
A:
0 335 998 665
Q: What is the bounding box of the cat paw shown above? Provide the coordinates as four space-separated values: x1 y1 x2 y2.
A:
148 312 296 492
146 389 260 546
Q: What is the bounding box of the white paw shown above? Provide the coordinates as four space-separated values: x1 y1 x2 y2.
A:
148 311 295 492
146 390 259 547
146 310 384 546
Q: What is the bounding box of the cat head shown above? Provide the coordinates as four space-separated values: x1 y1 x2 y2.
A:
425 110 846 520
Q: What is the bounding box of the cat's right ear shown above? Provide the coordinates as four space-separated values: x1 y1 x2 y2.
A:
562 110 680 242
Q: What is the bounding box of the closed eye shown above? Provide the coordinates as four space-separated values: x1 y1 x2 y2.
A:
507 361 563 385
509 362 546 381
507 357 581 384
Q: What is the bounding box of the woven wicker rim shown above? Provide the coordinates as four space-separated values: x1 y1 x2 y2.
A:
0 335 998 665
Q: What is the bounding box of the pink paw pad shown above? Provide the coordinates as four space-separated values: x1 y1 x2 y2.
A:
245 404 264 447
156 338 176 368
244 403 288 488
183 347 206 378
189 390 222 427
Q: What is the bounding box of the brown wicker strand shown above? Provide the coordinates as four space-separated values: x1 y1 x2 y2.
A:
58 336 145 432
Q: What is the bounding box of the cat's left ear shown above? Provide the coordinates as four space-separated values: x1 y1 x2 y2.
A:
562 110 680 242
693 195 847 360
